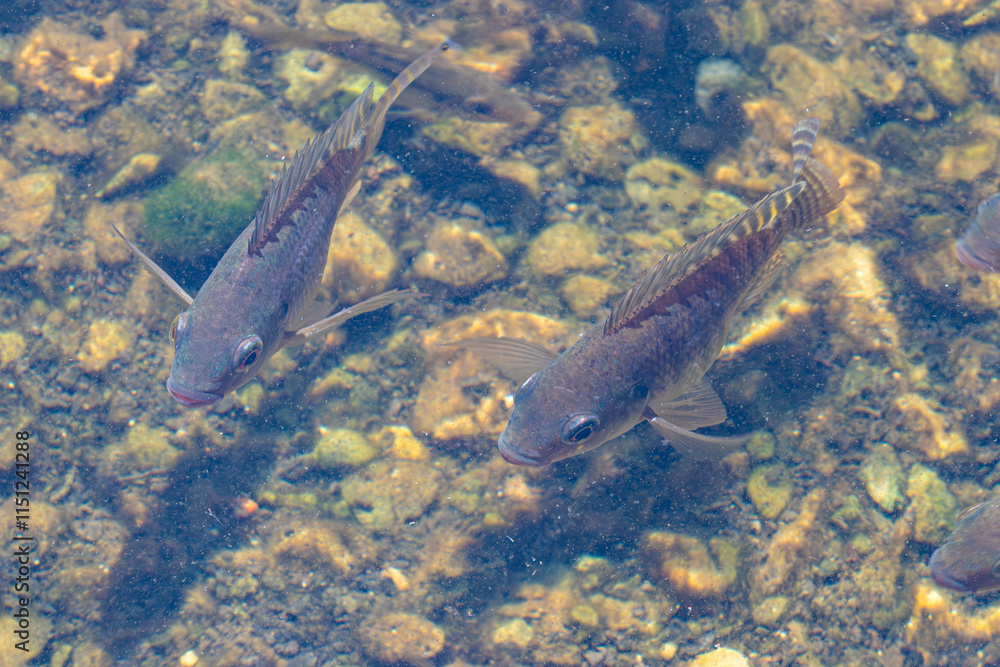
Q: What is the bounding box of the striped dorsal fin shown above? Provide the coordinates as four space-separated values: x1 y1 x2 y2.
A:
604 183 804 335
247 42 449 256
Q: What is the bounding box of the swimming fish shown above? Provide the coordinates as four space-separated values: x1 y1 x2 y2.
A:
929 497 1000 594
457 119 844 467
115 42 449 407
957 192 1000 272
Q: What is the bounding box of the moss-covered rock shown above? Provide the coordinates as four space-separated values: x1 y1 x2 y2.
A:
747 462 793 519
142 146 265 262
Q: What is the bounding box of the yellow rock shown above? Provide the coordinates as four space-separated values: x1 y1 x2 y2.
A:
0 169 59 246
271 518 355 575
198 79 266 123
560 274 618 317
752 595 790 626
935 137 998 183
834 49 905 107
217 29 249 79
889 393 968 460
688 647 750 667
0 331 26 367
375 424 431 461
423 118 515 157
904 0 982 26
746 462 793 519
312 427 378 467
321 212 397 302
906 580 1000 650
14 15 145 114
625 157 704 215
274 48 349 110
360 613 444 663
906 34 971 106
559 103 636 179
84 200 144 265
340 461 443 528
750 488 824 600
492 618 534 648
77 319 129 373
412 309 570 441
527 221 610 277
792 242 902 363
412 218 508 287
766 44 861 139
645 531 739 597
481 157 542 197
325 2 402 45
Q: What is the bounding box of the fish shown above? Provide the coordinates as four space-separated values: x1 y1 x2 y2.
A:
956 192 1000 272
114 42 449 407
929 497 1000 594
454 118 844 467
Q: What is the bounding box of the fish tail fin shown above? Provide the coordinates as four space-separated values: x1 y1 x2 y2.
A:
783 157 844 231
774 118 844 234
365 41 451 146
791 117 820 182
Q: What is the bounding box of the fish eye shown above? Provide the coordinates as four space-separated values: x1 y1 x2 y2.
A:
169 313 187 344
515 373 538 402
233 336 263 373
631 384 649 401
561 414 600 445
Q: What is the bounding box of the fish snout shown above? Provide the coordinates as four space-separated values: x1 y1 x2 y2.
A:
166 377 223 407
498 432 543 467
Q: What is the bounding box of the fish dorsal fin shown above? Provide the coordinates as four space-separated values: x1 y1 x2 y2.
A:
442 336 557 380
247 85 377 256
247 42 449 257
604 182 804 335
650 377 727 430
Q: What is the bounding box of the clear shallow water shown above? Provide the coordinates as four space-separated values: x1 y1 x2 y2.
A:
1 0 998 664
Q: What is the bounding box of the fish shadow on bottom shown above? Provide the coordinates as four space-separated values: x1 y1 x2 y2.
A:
97 436 276 656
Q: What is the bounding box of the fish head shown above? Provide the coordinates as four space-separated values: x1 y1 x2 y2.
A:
929 499 1000 594
498 360 650 467
165 307 269 407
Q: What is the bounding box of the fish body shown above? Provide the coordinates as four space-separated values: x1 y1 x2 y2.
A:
957 192 1000 272
930 497 1000 594
466 119 844 467
116 43 448 406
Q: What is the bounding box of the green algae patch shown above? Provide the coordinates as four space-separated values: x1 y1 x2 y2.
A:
747 462 793 519
142 146 265 261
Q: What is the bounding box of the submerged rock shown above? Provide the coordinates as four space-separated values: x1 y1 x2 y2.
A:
907 463 958 544
747 462 794 519
14 15 146 114
413 218 508 287
859 443 907 514
905 34 971 107
527 221 610 277
645 531 739 597
558 103 637 180
360 613 444 664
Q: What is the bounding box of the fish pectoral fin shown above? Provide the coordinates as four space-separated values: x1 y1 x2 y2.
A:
651 378 727 430
283 288 424 346
337 179 362 218
440 336 557 380
647 413 747 461
111 224 195 306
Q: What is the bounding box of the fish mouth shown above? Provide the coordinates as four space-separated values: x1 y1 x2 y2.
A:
166 377 222 407
498 442 542 467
